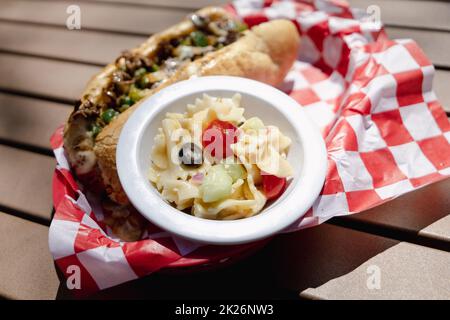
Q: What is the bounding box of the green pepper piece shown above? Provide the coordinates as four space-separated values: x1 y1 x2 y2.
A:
190 31 208 47
129 85 148 102
119 95 133 107
101 108 119 124
90 123 101 137
236 21 248 32
181 37 192 46
134 67 147 78
150 64 159 72
138 75 150 89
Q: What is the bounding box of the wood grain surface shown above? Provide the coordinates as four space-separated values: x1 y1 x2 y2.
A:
0 0 448 300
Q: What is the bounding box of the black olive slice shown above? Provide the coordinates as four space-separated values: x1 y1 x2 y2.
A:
178 142 203 167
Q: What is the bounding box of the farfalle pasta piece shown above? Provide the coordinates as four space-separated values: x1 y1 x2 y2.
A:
232 119 293 178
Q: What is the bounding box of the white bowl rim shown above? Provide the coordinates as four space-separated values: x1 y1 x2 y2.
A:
117 76 327 245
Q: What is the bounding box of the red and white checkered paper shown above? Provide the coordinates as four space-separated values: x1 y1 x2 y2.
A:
50 0 450 294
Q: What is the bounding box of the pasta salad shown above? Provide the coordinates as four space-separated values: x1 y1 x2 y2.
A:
149 94 294 220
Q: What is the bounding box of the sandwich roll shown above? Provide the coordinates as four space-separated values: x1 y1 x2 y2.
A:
95 19 300 205
63 6 300 240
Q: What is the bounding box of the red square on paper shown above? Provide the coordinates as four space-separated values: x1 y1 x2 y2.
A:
428 101 450 133
314 58 334 76
360 148 408 188
327 118 358 152
409 172 444 188
306 20 329 51
54 197 85 222
346 189 383 213
322 159 345 194
342 92 371 116
74 224 120 254
301 66 329 84
417 135 450 170
371 109 415 146
353 58 389 88
326 98 340 111
394 69 424 107
364 39 396 54
243 14 269 27
290 88 321 106
122 239 180 277
403 42 431 67
336 43 351 77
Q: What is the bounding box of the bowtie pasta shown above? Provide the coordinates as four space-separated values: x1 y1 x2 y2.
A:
149 93 294 220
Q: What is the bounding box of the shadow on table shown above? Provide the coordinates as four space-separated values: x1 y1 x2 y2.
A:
55 222 397 300
55 178 450 299
336 178 450 251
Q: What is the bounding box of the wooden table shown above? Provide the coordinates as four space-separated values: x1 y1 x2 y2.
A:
0 0 449 300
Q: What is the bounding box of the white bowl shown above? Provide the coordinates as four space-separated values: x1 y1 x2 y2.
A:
117 76 327 245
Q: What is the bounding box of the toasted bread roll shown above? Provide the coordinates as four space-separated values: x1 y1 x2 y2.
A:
64 7 300 207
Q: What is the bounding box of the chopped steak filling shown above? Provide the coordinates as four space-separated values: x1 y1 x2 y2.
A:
81 14 247 138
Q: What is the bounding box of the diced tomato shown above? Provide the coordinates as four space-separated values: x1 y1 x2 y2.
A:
262 174 287 200
202 119 238 159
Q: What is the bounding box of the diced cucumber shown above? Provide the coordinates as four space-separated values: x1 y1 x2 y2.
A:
223 163 246 182
201 165 232 203
241 117 265 130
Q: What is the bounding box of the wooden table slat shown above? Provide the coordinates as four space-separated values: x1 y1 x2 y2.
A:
419 215 450 243
0 145 55 221
386 27 450 68
302 242 450 299
89 0 450 34
3 0 446 40
1 21 448 71
0 212 59 300
0 53 100 102
344 178 450 244
0 93 70 150
0 0 189 36
0 21 146 66
348 0 450 31
88 0 225 10
0 51 448 112
434 69 450 112
0 0 448 300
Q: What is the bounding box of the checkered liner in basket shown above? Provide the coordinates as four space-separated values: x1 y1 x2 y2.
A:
49 0 450 293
